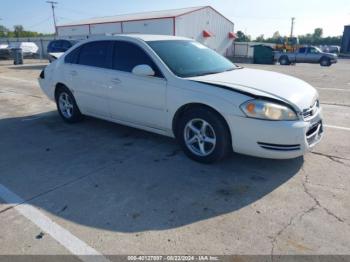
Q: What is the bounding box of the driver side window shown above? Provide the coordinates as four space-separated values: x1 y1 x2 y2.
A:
299 47 306 53
308 48 318 54
112 41 163 78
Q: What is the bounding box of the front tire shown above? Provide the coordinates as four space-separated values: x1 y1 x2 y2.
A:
320 57 331 67
176 108 231 164
55 86 83 123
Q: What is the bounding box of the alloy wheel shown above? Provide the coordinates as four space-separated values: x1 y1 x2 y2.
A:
184 118 216 157
58 92 74 118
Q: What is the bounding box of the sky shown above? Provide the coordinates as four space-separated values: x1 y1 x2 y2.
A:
0 0 349 38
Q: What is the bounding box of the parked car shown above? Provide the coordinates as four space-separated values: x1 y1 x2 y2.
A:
0 42 39 59
0 44 11 59
47 40 77 62
326 45 340 54
9 42 39 58
39 35 323 163
275 46 337 66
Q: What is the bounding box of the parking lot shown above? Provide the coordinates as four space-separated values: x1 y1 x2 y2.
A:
0 58 349 259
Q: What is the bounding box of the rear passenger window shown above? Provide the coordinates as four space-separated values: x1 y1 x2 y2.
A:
299 47 306 53
113 41 163 77
64 47 80 64
78 41 113 69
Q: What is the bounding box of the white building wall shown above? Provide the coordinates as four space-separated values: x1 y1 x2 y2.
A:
122 18 174 35
175 7 234 55
90 22 122 35
57 8 235 55
58 25 90 37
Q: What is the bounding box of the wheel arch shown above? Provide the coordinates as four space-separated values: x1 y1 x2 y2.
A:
54 82 70 100
279 55 290 63
319 55 330 62
172 103 232 143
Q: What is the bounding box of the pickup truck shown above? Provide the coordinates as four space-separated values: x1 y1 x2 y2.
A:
274 46 337 66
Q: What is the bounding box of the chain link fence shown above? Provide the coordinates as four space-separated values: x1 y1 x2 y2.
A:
0 37 59 59
1 37 276 63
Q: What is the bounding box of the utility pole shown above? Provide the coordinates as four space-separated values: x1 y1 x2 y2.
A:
46 1 58 36
290 17 295 37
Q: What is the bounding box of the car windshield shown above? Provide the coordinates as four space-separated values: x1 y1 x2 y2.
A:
310 47 322 53
315 47 322 53
147 40 238 78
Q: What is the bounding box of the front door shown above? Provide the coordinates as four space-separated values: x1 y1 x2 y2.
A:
107 41 167 130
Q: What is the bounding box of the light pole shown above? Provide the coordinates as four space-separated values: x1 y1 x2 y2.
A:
290 17 295 37
46 1 58 36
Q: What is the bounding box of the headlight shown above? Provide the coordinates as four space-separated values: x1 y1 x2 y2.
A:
240 99 298 121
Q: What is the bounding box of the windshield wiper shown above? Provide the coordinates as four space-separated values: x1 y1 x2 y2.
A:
191 71 222 77
190 66 243 77
226 66 243 71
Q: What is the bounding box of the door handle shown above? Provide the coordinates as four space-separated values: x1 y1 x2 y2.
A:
111 78 121 84
70 70 78 76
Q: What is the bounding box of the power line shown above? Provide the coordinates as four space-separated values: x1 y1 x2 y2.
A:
27 16 52 30
57 16 74 21
58 7 98 17
46 1 58 35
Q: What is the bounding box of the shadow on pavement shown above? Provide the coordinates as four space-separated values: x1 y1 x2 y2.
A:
7 64 47 70
0 111 304 232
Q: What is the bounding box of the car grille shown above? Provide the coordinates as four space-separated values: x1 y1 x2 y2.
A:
306 121 323 146
302 100 319 120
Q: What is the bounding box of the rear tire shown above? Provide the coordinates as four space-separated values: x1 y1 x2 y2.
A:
176 107 231 164
55 86 83 123
279 56 290 65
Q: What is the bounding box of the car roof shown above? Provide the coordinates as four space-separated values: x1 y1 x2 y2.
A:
87 34 192 42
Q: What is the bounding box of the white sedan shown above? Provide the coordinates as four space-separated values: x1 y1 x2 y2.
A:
39 34 323 163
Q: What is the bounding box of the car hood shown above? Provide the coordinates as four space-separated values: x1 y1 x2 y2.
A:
325 52 337 58
189 68 318 111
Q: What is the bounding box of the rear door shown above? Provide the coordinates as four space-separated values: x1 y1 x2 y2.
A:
107 40 167 129
63 41 113 118
296 47 307 62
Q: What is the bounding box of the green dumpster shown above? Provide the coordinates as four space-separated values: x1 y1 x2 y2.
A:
252 45 274 64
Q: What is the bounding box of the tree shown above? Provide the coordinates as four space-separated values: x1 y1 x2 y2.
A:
255 34 265 42
1 25 52 38
272 31 281 40
313 28 323 39
13 25 24 37
235 30 251 42
0 25 9 37
298 33 313 45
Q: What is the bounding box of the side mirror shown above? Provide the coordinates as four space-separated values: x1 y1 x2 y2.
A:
132 64 155 77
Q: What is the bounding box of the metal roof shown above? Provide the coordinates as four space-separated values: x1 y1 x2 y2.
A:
58 6 206 27
84 34 192 42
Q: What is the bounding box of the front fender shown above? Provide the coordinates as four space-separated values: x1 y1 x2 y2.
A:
165 81 251 133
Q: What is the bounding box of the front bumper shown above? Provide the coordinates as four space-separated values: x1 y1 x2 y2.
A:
227 109 323 159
